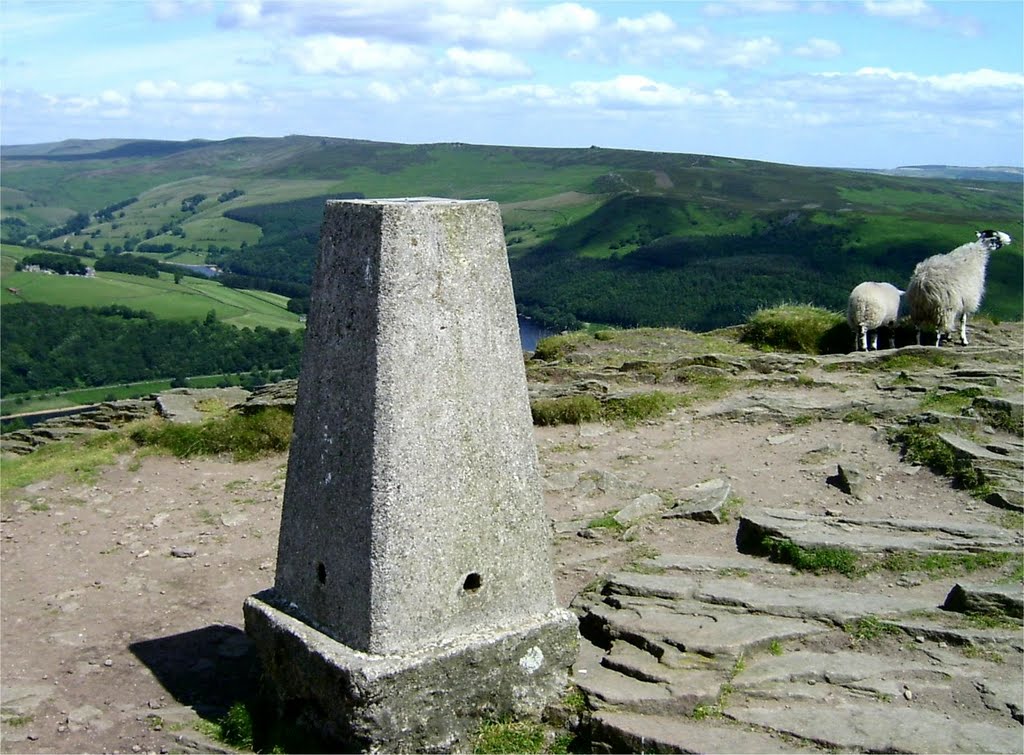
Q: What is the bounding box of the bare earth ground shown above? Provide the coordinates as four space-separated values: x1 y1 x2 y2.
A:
1 323 1022 754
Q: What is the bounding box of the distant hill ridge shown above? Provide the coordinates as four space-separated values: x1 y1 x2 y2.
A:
1 135 1021 332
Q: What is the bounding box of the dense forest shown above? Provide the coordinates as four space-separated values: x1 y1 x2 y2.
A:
1 304 303 394
205 193 1022 331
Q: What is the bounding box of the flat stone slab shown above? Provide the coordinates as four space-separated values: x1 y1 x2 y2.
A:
734 650 955 689
643 553 791 575
592 711 821 753
938 432 1020 464
584 598 829 658
726 702 1023 754
156 387 250 423
737 508 1022 555
943 582 1023 620
692 579 940 625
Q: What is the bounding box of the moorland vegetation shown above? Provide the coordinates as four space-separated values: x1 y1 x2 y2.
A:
1 136 1020 411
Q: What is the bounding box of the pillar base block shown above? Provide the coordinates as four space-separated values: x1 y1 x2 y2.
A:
244 590 579 753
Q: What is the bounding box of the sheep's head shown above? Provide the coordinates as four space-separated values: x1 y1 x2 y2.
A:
976 229 1012 250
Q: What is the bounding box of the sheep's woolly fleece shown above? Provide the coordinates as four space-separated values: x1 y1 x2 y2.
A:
906 230 1011 346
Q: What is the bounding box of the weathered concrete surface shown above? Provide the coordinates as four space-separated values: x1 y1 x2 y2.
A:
249 198 576 752
271 198 566 654
244 592 577 753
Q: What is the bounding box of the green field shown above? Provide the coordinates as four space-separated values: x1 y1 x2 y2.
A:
0 371 283 417
0 244 303 330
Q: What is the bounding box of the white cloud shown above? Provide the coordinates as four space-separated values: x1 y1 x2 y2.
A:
863 0 930 18
850 66 1024 92
571 75 701 109
290 36 427 75
703 1 798 17
134 79 180 99
719 36 781 68
614 12 675 35
793 38 841 59
133 79 252 101
430 77 481 98
449 2 601 49
100 89 129 107
185 80 251 100
442 47 532 78
148 0 214 21
217 0 264 29
367 81 402 103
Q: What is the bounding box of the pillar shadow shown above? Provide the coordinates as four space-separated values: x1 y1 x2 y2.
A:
129 623 261 720
130 623 332 752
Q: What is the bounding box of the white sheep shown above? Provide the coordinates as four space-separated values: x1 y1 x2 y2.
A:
847 281 906 351
906 230 1012 346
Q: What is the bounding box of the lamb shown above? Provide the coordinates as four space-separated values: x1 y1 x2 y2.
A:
906 230 1012 346
847 281 905 351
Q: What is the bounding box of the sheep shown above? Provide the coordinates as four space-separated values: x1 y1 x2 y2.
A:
846 281 906 351
906 230 1012 346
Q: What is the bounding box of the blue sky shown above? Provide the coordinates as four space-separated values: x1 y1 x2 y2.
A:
1 0 1021 168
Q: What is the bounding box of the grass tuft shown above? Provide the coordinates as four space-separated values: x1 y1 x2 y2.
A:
129 407 292 461
531 395 602 426
531 391 682 427
740 304 846 355
845 615 902 642
760 536 860 576
602 391 682 425
473 718 547 754
889 425 989 496
531 334 580 362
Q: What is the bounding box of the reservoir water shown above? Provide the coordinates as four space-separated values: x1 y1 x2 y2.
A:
518 316 552 352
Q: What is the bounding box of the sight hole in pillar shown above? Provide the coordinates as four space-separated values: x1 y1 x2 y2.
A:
462 572 482 593
316 561 327 585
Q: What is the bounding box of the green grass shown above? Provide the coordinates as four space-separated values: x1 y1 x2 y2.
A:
602 391 683 424
825 349 958 374
128 407 293 461
530 334 584 361
473 719 547 754
587 512 627 533
889 425 990 496
530 391 683 427
740 304 847 355
0 249 303 331
760 536 860 576
876 550 1014 576
844 615 902 642
0 431 133 493
531 395 603 426
0 371 279 416
918 387 984 415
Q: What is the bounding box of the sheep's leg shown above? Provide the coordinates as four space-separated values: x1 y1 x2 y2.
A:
887 330 896 350
869 330 878 350
859 325 868 351
915 328 922 346
960 312 969 346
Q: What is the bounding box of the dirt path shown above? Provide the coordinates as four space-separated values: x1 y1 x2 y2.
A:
2 323 1021 753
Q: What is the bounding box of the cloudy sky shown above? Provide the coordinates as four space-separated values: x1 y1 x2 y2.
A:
1 0 1021 168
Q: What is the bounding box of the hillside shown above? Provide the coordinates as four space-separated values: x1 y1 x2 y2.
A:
2 135 1020 332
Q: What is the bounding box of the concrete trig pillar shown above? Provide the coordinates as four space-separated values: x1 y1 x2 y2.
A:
244 198 578 752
